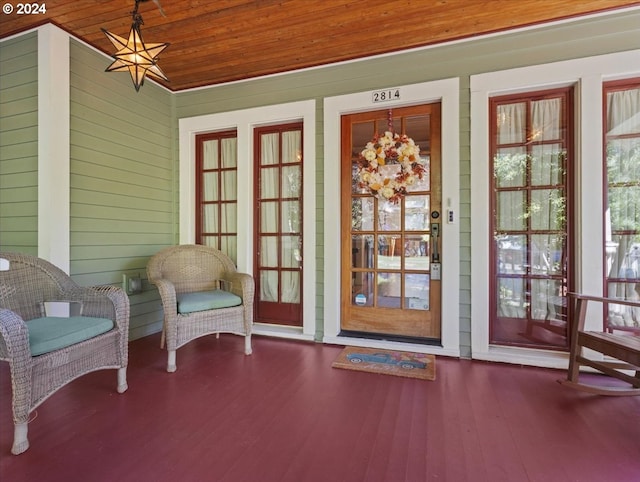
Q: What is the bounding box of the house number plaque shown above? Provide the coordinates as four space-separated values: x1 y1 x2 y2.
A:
372 88 401 103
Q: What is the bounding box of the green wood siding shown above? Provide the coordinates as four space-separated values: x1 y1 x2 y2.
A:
175 10 640 356
69 40 176 339
0 33 38 255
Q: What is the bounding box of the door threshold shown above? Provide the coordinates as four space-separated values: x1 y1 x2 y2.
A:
339 330 441 346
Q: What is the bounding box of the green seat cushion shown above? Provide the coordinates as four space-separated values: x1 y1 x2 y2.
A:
26 316 115 356
177 290 242 314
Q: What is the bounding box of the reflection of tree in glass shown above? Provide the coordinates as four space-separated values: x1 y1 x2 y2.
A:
493 151 566 229
607 142 640 232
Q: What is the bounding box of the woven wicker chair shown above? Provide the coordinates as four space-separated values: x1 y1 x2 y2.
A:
0 252 129 455
147 245 254 373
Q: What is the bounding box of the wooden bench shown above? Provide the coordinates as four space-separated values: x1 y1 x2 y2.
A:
558 293 640 396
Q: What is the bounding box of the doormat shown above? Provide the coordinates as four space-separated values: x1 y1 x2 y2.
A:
332 346 436 381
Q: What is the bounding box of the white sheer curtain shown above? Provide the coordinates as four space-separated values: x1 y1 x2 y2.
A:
260 134 279 302
221 138 238 262
202 141 219 238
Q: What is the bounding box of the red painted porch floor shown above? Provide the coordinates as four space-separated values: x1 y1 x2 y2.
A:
1 333 639 481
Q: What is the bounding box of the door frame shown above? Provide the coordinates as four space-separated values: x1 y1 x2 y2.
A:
323 78 461 357
178 100 317 341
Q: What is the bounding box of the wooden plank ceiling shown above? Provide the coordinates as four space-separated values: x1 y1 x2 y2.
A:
1 0 638 91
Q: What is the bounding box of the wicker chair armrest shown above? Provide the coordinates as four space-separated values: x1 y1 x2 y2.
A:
90 285 130 334
61 286 123 323
152 278 178 318
222 272 255 305
0 308 31 363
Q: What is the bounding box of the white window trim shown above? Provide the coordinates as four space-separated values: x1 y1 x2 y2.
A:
178 100 316 342
470 49 640 368
323 78 461 357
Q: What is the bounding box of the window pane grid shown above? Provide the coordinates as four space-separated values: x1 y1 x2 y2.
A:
490 89 571 349
196 131 238 263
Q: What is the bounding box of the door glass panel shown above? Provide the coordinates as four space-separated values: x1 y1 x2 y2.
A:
221 236 236 262
377 272 401 308
405 195 429 231
281 201 300 232
282 165 301 197
497 235 527 274
497 103 526 143
352 271 374 307
203 140 219 169
531 279 564 321
202 172 218 201
282 272 300 303
531 234 564 275
260 167 279 198
260 202 278 232
405 273 429 310
378 201 400 231
352 235 374 269
222 171 237 200
497 191 526 231
260 271 278 301
203 205 218 232
377 235 401 269
405 235 429 270
282 131 301 163
530 189 565 231
495 147 527 188
261 134 279 165
221 204 236 232
282 235 301 268
531 144 563 185
352 198 374 231
260 237 278 267
497 277 526 319
202 236 218 249
221 138 237 168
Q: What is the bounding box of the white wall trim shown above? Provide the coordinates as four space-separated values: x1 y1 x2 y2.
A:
470 49 640 368
323 78 461 357
178 100 317 340
38 24 70 273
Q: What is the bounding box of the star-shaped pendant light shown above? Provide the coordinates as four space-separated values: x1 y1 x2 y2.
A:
102 0 169 91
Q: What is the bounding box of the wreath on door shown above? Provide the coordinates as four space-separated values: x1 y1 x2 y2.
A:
357 130 426 204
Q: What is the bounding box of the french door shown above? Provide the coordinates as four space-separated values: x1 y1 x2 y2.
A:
340 104 442 340
253 123 303 326
489 87 573 349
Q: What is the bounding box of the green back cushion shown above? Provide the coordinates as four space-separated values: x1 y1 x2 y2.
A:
177 290 242 314
27 316 115 356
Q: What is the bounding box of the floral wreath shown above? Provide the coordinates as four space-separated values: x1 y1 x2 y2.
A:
357 130 426 204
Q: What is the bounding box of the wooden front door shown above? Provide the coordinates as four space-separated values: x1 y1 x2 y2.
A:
254 123 303 326
340 104 441 340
